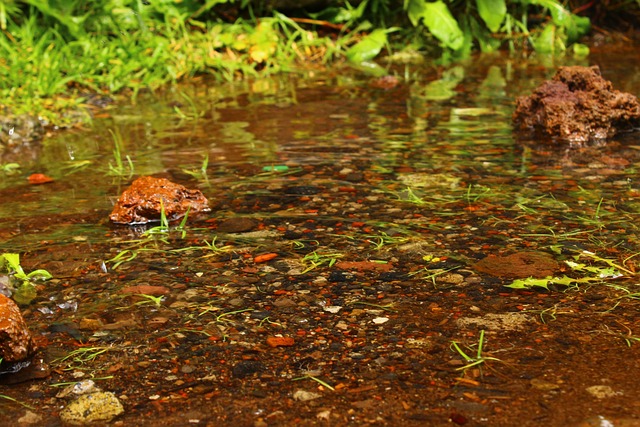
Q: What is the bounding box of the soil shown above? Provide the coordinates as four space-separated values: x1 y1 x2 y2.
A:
1 50 640 427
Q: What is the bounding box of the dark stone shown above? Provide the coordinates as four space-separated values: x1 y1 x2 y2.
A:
232 360 266 379
217 217 259 233
284 186 320 195
513 66 640 142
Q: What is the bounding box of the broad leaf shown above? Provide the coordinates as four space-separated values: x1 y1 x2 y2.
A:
476 0 506 32
346 29 387 63
405 0 464 51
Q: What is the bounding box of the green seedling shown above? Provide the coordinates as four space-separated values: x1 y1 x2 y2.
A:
301 251 343 273
53 346 112 370
181 154 210 186
292 375 335 391
174 92 204 121
175 208 192 239
50 376 114 387
398 187 427 205
602 323 640 347
133 294 165 308
0 393 34 409
0 253 52 304
348 301 397 312
0 253 52 282
258 316 283 327
364 232 409 250
465 183 492 204
105 249 138 270
0 162 20 174
107 129 134 179
143 200 170 237
450 330 500 373
214 308 254 323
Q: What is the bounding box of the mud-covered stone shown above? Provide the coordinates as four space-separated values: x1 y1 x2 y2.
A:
0 294 34 363
110 176 210 225
513 66 640 142
472 251 559 279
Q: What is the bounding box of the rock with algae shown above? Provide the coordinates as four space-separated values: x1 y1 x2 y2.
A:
59 391 124 425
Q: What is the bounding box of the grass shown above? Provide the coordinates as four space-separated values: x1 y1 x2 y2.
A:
292 375 335 391
450 330 501 374
107 129 134 179
0 393 35 410
300 251 343 273
53 346 113 370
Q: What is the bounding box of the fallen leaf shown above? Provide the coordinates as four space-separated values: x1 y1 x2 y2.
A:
254 253 278 263
28 173 54 184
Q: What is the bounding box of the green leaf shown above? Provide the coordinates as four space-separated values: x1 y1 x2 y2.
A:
346 29 388 64
532 23 563 54
405 0 464 50
572 43 590 57
423 65 464 100
524 0 591 43
0 253 27 280
476 0 506 33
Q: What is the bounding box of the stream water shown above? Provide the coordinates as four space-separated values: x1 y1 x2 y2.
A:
1 45 640 426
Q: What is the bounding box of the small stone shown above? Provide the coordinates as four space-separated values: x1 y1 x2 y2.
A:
217 217 259 233
17 410 42 424
181 365 196 374
56 379 98 398
586 385 619 399
59 391 124 425
292 389 321 401
266 336 295 348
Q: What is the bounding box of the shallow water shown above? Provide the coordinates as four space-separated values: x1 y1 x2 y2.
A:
1 45 640 426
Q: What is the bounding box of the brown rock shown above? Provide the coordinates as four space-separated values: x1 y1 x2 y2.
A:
266 336 295 348
217 217 259 233
110 176 210 224
120 285 170 295
472 251 559 279
513 66 640 142
0 294 34 362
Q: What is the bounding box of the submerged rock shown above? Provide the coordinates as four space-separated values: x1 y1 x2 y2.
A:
60 391 124 425
513 65 640 142
472 251 559 279
0 294 34 362
110 176 210 225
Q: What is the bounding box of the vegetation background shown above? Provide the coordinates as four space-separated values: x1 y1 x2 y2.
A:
0 0 637 125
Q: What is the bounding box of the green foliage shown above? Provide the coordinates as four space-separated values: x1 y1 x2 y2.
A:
0 253 52 305
477 0 507 33
0 0 593 124
406 0 464 50
506 250 628 290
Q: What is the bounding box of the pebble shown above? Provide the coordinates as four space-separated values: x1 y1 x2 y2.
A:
292 389 321 401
